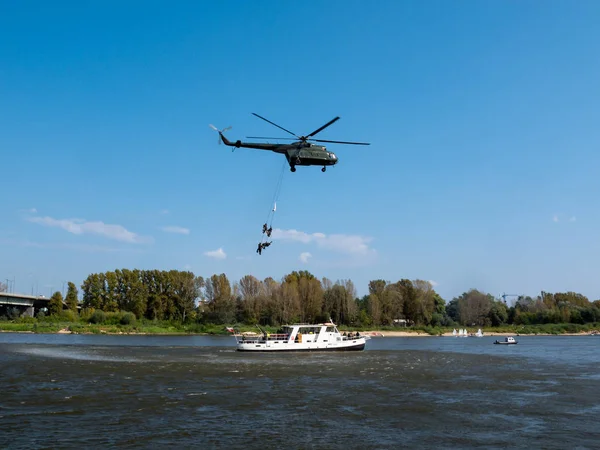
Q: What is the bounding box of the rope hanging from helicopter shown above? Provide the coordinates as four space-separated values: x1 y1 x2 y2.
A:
257 159 286 255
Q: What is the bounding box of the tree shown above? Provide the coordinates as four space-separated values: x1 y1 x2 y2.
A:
49 291 64 316
367 279 387 325
410 279 437 325
488 300 508 326
0 281 7 292
65 282 78 313
398 279 419 324
259 277 281 325
238 275 264 324
279 278 301 324
554 292 590 308
456 289 495 326
171 271 199 322
204 273 235 323
445 298 460 323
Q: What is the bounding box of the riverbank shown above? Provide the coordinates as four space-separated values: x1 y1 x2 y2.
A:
362 330 598 337
1 320 599 336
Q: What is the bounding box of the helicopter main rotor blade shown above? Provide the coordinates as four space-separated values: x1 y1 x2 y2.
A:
311 138 370 145
306 116 340 138
246 136 298 140
252 113 299 138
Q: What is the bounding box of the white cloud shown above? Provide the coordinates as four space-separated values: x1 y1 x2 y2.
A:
19 207 37 214
569 216 576 222
552 215 559 222
271 228 374 255
26 215 152 244
204 247 226 259
299 252 312 263
0 238 143 253
160 225 190 235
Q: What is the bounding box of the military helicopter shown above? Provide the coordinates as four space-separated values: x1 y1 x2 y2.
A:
209 113 370 172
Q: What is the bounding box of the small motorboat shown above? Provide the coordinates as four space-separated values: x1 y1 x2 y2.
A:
494 336 518 345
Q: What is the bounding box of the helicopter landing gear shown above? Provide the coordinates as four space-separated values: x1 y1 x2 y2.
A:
290 166 296 172
322 167 326 172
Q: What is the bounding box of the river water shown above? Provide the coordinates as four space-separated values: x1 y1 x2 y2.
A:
1 333 599 449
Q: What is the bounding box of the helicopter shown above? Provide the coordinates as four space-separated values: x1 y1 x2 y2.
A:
209 113 370 172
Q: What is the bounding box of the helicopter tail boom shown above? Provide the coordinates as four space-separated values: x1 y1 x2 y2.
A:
219 132 237 147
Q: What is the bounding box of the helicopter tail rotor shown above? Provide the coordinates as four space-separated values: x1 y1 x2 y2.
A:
209 124 232 145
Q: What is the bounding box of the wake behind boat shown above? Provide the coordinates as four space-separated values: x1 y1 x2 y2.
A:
227 321 370 352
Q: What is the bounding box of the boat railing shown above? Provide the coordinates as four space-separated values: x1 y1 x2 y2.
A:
236 333 291 344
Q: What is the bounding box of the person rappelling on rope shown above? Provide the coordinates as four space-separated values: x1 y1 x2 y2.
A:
262 223 268 234
266 226 272 237
256 241 272 255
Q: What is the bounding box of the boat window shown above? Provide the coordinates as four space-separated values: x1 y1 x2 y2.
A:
326 326 335 332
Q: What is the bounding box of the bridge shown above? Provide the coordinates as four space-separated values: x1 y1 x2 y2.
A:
0 292 59 317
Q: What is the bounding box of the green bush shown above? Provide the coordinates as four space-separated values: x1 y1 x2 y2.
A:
39 314 67 323
89 310 106 324
60 310 78 322
120 312 136 325
17 316 37 324
79 308 95 323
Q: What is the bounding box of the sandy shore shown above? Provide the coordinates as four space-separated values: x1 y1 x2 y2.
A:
361 330 596 337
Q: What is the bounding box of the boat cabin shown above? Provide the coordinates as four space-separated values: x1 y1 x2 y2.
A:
236 322 359 346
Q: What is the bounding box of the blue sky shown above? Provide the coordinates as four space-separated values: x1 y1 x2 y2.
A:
1 1 600 302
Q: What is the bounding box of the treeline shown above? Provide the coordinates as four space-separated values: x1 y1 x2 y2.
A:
66 269 600 327
80 269 201 322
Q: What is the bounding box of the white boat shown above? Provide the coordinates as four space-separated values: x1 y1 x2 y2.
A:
229 321 370 352
493 336 518 345
471 328 483 337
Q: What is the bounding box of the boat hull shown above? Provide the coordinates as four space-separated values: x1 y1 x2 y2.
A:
236 340 366 352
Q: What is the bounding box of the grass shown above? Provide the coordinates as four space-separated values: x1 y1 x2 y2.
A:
1 316 598 336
